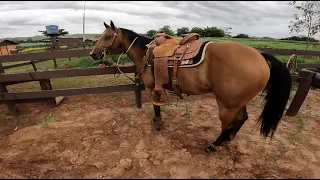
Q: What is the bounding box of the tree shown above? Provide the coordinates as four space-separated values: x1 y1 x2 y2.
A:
146 30 157 38
26 37 34 42
190 27 204 36
159 25 175 36
288 1 320 50
233 33 249 38
202 26 225 37
38 28 69 37
223 27 232 37
176 27 190 37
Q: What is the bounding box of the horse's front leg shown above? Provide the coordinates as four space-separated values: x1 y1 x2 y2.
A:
153 105 163 130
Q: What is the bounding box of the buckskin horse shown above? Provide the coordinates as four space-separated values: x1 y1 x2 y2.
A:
89 21 292 152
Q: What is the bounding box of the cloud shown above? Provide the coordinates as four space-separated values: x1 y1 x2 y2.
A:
0 1 302 39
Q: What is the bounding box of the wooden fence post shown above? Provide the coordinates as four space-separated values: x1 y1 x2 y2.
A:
0 63 19 115
39 79 57 105
31 60 37 71
30 59 57 105
286 71 316 116
134 72 142 108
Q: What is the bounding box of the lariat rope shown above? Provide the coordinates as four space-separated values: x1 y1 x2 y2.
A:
101 36 140 86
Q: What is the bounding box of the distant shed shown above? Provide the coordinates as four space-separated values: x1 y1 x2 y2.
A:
0 39 19 55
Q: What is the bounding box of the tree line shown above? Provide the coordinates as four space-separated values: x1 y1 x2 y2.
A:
145 25 319 42
146 25 248 38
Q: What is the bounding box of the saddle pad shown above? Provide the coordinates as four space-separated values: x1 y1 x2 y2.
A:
153 39 179 57
167 41 212 67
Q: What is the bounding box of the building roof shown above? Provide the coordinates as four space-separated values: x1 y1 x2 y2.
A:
0 39 19 45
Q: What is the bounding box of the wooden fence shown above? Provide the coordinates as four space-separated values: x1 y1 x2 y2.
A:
0 48 143 115
0 47 319 116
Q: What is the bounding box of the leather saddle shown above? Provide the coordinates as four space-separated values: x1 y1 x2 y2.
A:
143 31 206 106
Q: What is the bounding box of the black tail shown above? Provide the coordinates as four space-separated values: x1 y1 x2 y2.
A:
258 52 292 138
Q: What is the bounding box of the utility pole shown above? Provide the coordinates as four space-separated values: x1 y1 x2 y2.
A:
82 1 86 43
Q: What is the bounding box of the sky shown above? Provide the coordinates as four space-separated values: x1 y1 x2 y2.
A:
0 1 306 39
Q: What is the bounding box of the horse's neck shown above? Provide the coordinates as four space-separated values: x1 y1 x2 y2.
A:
123 39 146 71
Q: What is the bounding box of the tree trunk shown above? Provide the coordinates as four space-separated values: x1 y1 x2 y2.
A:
305 15 313 63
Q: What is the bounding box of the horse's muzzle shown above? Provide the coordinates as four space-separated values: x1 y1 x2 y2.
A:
89 51 103 60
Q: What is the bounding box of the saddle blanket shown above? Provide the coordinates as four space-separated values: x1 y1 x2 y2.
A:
147 41 213 68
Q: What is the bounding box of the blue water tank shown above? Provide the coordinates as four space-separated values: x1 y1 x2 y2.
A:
45 25 59 35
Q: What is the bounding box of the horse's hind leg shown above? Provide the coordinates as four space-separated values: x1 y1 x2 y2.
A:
153 105 163 130
206 101 248 152
229 105 248 140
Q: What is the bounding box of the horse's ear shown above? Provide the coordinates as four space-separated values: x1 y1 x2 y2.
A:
110 20 115 30
104 22 110 29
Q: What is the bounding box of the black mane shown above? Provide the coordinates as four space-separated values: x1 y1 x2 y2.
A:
120 28 152 49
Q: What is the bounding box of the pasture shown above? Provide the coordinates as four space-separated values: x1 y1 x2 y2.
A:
0 37 320 178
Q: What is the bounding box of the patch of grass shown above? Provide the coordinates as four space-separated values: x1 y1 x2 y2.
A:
18 114 28 122
146 108 154 117
41 113 54 128
112 96 120 103
114 108 121 114
2 115 14 121
160 106 170 114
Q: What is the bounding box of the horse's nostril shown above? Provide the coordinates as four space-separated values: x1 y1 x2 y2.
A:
90 53 96 57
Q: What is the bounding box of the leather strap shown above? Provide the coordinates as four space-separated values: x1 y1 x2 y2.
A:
172 44 190 99
140 47 154 75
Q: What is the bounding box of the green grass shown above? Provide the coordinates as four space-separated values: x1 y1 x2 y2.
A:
41 113 54 128
200 37 320 51
3 54 133 74
18 42 48 48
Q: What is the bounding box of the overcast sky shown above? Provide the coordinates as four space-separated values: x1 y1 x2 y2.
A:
0 1 305 39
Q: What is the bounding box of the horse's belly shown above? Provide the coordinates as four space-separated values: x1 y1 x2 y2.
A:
174 65 212 95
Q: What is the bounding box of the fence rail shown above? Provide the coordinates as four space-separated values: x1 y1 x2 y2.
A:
0 66 136 83
0 47 319 116
0 84 144 101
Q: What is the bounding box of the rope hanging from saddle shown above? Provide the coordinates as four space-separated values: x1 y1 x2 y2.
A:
101 36 140 86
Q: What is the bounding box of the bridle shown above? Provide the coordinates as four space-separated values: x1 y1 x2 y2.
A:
94 30 141 86
93 31 118 58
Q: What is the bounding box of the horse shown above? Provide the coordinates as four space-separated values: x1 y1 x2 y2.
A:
89 21 292 152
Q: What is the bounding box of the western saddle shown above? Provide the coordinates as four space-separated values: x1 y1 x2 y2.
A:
142 31 206 106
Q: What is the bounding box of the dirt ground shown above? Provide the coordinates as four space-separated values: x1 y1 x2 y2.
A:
0 89 320 179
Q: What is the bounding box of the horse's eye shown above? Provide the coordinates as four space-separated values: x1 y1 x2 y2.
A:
106 35 111 38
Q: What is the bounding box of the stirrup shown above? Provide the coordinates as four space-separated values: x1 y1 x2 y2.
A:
152 89 168 106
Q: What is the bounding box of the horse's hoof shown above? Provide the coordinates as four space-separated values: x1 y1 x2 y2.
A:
153 117 163 131
205 144 217 153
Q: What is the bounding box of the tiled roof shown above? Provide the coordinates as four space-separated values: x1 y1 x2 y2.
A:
0 39 19 45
